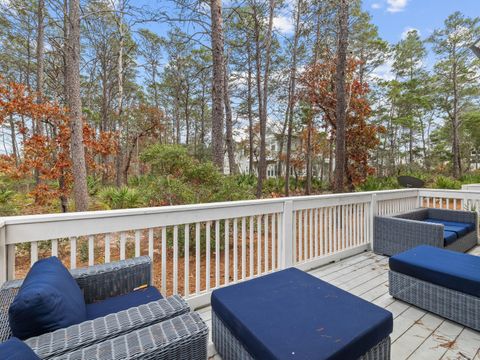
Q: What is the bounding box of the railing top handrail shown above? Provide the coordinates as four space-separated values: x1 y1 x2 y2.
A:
0 188 420 226
419 188 480 195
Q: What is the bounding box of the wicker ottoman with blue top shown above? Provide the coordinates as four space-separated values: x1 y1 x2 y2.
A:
211 268 393 360
389 245 480 331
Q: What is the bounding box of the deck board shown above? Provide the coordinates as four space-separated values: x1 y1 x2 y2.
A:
206 247 480 360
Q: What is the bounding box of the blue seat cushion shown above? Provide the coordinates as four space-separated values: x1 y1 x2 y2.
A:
390 245 480 297
9 257 86 340
211 268 393 360
0 337 41 360
86 286 162 320
425 218 475 237
443 230 458 246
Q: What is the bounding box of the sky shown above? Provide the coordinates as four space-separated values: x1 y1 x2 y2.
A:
145 0 480 43
139 0 480 81
362 0 479 43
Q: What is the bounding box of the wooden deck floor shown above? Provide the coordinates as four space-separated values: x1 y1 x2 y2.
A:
200 246 480 360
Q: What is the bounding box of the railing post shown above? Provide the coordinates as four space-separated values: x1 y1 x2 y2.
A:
282 200 294 268
0 222 6 283
416 189 422 208
369 194 377 250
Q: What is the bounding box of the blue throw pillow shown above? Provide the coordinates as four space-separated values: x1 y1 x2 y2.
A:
9 257 87 340
0 337 41 360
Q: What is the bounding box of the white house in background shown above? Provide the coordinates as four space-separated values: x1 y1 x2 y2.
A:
223 129 281 178
224 126 329 180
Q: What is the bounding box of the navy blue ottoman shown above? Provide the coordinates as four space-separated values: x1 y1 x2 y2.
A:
389 245 480 331
211 268 393 360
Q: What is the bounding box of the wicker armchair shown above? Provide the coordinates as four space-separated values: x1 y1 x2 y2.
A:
0 256 208 360
374 208 478 256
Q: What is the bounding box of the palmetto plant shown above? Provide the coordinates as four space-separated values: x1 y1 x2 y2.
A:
0 188 16 216
99 186 145 209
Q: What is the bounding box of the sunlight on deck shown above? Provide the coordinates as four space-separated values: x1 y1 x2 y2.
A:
201 247 480 360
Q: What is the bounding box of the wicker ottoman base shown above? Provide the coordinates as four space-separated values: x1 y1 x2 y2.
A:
389 271 480 331
212 311 391 360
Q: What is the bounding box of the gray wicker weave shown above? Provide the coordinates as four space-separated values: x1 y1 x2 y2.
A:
374 208 478 256
71 256 152 303
26 296 189 359
212 311 391 360
389 270 480 331
55 312 208 360
0 257 209 360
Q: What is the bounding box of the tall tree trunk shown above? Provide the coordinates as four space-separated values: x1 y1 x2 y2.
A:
305 119 312 195
36 0 45 112
255 0 275 198
185 84 190 145
452 61 462 178
34 0 45 189
333 0 349 193
200 83 206 145
210 0 225 171
247 44 254 175
8 116 18 166
409 128 413 163
66 0 89 211
115 4 125 186
100 65 109 184
224 56 236 174
123 138 138 184
285 0 302 196
328 136 333 185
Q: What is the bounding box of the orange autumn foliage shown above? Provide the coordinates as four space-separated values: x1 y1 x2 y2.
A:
0 80 116 206
299 58 384 187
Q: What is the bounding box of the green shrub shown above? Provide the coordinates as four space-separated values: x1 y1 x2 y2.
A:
99 186 145 209
87 176 101 196
140 144 192 177
460 171 480 185
356 176 399 191
0 188 17 216
185 162 222 188
213 176 255 202
434 176 461 190
144 177 196 205
263 178 285 194
235 173 257 187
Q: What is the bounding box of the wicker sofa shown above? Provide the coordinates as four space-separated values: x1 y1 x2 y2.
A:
0 256 208 360
374 208 478 256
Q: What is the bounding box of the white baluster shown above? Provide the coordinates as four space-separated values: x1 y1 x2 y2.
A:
70 237 77 269
206 221 211 291
173 225 178 294
185 224 190 297
88 235 94 266
196 222 201 293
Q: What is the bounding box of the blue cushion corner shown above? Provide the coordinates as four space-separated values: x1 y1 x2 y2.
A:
9 256 87 340
0 337 41 360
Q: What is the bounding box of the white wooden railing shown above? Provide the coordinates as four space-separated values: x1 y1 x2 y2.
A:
0 188 479 309
462 184 480 191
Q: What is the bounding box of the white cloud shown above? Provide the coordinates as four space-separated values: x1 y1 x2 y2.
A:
387 0 408 13
371 58 395 81
371 3 382 9
273 16 294 34
401 27 420 39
